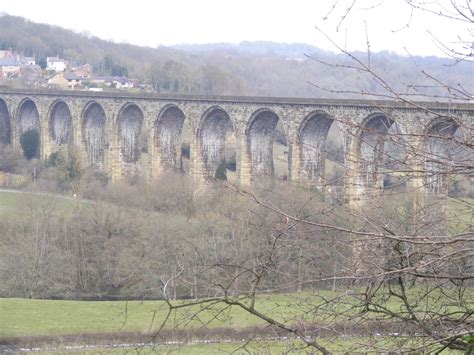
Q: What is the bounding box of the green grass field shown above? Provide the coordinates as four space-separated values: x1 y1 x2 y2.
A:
1 293 464 354
0 189 82 216
2 286 472 338
448 197 474 233
1 297 248 337
0 291 344 337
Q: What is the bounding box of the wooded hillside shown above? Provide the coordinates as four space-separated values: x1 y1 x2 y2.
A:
0 14 471 99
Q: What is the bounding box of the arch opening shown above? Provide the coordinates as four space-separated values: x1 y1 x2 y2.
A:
299 112 344 187
425 118 471 196
357 114 405 192
154 106 185 173
199 108 235 181
18 99 40 159
82 102 106 167
50 101 72 147
0 99 11 145
248 110 281 179
272 120 289 180
118 104 144 164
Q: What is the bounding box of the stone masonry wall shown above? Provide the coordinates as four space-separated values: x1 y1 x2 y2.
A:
0 90 470 199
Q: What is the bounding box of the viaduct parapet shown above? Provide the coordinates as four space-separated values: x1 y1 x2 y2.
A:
0 89 472 202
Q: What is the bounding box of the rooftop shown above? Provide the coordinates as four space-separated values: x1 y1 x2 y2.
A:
0 58 18 66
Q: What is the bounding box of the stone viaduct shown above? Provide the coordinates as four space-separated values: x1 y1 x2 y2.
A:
0 89 472 203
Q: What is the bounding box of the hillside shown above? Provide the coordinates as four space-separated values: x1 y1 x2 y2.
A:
0 14 472 99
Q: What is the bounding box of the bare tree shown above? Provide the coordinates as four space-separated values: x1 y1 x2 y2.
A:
150 1 473 353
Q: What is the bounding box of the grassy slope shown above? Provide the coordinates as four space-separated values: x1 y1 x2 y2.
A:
1 290 355 337
0 293 316 337
0 190 80 215
2 287 472 338
448 197 474 233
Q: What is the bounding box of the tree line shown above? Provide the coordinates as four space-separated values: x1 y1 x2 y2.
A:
0 174 350 300
0 15 472 99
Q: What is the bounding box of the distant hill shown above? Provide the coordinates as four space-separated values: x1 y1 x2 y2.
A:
172 41 324 58
0 15 471 99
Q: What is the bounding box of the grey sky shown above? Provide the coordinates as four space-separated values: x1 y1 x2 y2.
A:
1 0 469 57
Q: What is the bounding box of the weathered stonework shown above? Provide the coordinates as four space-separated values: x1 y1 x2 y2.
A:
0 89 471 201
0 99 11 145
116 103 144 179
82 102 107 169
49 100 73 148
198 107 232 180
153 105 185 176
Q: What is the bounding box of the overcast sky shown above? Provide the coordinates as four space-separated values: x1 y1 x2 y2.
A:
1 0 469 57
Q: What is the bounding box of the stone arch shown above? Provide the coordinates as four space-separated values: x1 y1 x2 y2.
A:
246 108 282 178
153 104 186 172
49 100 73 147
355 113 398 190
298 111 342 185
117 103 144 164
82 101 107 167
197 106 234 180
423 116 467 195
17 98 41 159
0 98 11 145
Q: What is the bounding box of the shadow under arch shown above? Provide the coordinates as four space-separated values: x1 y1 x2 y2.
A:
246 108 285 179
116 102 144 165
153 104 186 173
354 112 405 192
48 99 73 148
17 98 41 159
82 101 107 167
298 110 344 186
423 116 469 195
0 98 11 145
197 106 235 181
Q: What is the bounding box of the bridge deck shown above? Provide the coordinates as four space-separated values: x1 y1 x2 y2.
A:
1 88 472 111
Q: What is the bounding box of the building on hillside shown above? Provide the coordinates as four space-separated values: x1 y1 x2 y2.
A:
72 63 93 78
89 76 134 89
89 76 108 87
19 57 36 66
0 50 14 59
46 57 68 72
0 58 20 78
48 72 83 90
112 76 133 89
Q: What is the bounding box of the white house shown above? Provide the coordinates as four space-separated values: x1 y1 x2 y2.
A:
113 77 133 89
47 57 68 72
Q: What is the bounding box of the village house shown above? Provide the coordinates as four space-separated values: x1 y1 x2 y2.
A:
0 50 139 91
46 57 68 72
89 76 134 89
19 57 36 66
112 76 133 89
48 72 83 90
71 63 93 78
